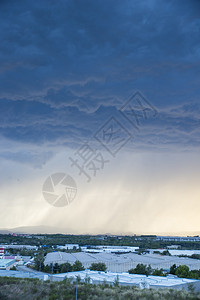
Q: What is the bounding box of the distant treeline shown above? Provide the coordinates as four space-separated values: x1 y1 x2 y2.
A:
128 263 200 280
1 233 200 250
33 257 106 274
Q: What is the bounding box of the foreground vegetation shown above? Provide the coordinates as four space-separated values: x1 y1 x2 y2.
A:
0 276 199 300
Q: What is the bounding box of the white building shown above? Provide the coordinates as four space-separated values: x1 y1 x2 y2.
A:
81 246 139 253
44 251 200 272
167 245 179 249
148 249 200 257
156 236 200 242
57 244 79 250
0 245 38 250
52 270 200 291
0 259 15 270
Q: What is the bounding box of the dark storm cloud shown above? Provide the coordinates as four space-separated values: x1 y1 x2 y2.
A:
0 0 200 157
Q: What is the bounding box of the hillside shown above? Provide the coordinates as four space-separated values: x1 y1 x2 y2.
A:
0 276 199 300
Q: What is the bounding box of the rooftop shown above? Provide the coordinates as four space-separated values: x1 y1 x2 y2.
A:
0 259 15 268
44 251 200 271
53 270 200 288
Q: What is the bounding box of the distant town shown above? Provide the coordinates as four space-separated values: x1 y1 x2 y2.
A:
1 232 200 293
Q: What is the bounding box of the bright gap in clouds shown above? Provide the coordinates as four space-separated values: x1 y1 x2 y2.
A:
0 149 199 235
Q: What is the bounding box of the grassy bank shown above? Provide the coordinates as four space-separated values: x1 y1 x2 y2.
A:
0 276 199 300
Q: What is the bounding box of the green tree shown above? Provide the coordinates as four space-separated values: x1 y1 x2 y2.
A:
146 264 152 275
175 265 189 278
129 264 152 275
53 263 60 273
188 271 199 279
34 253 45 271
89 263 107 272
162 250 171 256
44 264 51 273
60 262 72 273
169 264 177 275
72 260 85 271
152 268 164 276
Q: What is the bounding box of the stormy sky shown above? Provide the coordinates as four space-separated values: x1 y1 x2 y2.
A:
0 0 200 235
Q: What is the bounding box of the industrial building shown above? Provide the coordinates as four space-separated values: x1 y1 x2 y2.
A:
57 244 79 250
148 249 200 256
0 245 38 250
81 245 139 253
156 236 200 242
0 270 44 280
0 259 15 270
56 244 139 253
52 270 200 291
0 269 199 291
44 251 200 272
